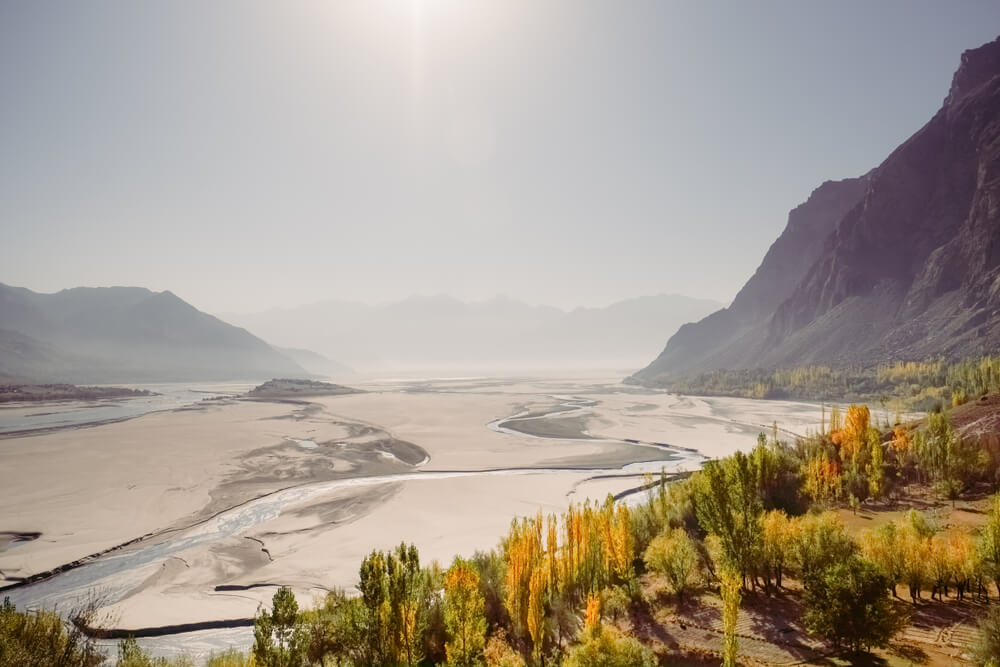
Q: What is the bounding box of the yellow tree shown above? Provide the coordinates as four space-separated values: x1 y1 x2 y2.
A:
546 514 559 591
526 564 547 664
444 558 488 667
583 593 601 633
859 522 904 597
720 568 742 667
899 512 934 602
867 428 886 501
841 404 870 464
760 510 792 591
948 530 976 600
890 425 912 455
504 514 543 637
803 456 842 506
609 502 634 584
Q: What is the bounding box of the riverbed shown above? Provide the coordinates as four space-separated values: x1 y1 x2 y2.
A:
0 375 828 660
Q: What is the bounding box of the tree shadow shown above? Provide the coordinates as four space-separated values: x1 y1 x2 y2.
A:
626 593 681 650
743 592 824 662
887 640 928 664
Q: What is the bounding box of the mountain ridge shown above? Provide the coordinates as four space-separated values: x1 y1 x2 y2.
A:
0 283 308 383
634 35 1000 384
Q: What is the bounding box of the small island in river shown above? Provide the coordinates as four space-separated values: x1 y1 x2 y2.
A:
245 378 362 399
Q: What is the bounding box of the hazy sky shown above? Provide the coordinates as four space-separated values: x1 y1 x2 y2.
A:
2 2 998 315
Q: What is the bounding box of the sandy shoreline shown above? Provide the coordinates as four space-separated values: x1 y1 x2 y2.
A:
0 376 824 655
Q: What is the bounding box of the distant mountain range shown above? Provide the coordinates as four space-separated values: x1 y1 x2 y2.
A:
634 35 1000 385
0 283 307 383
222 293 722 372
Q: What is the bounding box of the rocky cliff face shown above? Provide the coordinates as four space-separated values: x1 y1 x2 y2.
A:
635 36 1000 383
635 175 870 378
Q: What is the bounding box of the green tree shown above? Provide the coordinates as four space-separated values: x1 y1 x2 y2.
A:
867 428 886 501
693 452 762 588
444 558 487 667
302 589 369 666
387 543 426 666
978 494 1000 594
643 528 698 602
914 411 981 499
252 587 306 667
802 557 906 653
792 512 856 581
359 549 391 664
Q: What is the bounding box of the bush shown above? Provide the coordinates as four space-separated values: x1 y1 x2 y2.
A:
562 626 656 667
482 629 525 667
0 596 104 667
204 648 256 667
643 528 698 601
116 637 194 666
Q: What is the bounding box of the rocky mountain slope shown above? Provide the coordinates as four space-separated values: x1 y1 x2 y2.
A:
634 36 1000 385
0 283 306 383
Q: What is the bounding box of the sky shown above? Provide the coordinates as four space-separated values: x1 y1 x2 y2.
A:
1 2 999 316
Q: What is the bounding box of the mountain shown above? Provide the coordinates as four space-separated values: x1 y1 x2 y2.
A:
276 347 355 379
634 35 1000 384
0 283 307 383
223 294 722 372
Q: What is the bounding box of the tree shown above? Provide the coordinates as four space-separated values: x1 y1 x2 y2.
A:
802 557 906 653
253 587 307 667
978 494 1000 594
860 522 905 597
358 549 391 664
444 559 487 667
802 455 842 507
693 453 762 588
760 509 793 592
973 604 1000 667
840 404 871 464
720 568 741 667
867 428 886 501
526 564 547 664
643 528 698 602
914 411 981 500
387 543 426 666
791 512 855 581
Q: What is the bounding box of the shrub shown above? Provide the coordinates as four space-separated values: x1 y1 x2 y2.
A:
562 626 656 667
643 528 698 601
0 596 104 667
